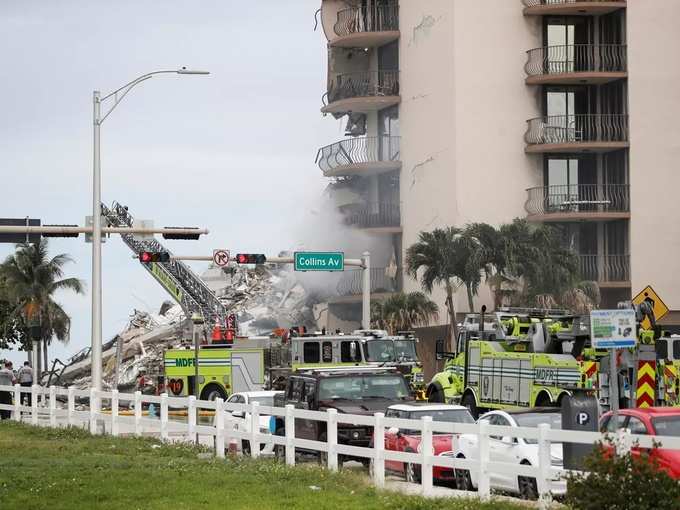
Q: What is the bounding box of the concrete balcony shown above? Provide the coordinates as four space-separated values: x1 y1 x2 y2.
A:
316 136 400 178
330 3 399 48
525 114 628 153
322 70 400 115
580 254 630 288
344 202 401 234
336 267 400 298
525 44 627 85
522 0 626 16
525 184 630 222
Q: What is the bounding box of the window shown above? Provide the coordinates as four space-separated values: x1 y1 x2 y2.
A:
601 414 626 433
364 340 395 362
289 378 305 402
227 395 240 404
651 417 680 437
674 341 680 361
321 341 333 363
303 380 317 404
303 342 320 363
394 340 418 361
626 417 648 435
487 414 510 440
514 413 562 444
340 341 361 362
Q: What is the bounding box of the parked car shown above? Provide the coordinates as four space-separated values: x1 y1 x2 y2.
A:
217 390 282 455
599 407 680 479
372 403 474 484
452 408 566 499
273 367 413 466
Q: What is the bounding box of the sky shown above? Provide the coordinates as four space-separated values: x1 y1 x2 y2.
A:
0 0 348 365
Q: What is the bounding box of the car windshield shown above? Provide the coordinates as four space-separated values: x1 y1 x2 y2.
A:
652 416 680 437
364 340 396 362
250 396 275 407
513 413 562 444
394 340 418 361
318 375 409 400
407 409 474 433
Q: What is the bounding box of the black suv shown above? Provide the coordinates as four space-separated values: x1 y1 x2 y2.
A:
273 367 413 465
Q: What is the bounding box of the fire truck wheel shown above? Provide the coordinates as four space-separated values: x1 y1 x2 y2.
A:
535 391 553 408
461 392 479 419
200 384 227 401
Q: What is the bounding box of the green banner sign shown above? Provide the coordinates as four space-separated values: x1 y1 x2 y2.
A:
294 252 344 272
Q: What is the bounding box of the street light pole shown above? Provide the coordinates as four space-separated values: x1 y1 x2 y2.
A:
91 90 103 395
90 68 209 398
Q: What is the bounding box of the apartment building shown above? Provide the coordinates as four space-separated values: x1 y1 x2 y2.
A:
316 0 680 330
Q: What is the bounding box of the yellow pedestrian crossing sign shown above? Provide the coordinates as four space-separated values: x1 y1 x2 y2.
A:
633 285 669 330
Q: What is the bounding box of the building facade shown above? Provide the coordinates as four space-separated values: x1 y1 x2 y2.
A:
316 0 680 329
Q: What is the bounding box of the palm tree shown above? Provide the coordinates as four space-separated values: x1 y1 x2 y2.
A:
406 227 470 350
0 240 84 374
371 292 439 335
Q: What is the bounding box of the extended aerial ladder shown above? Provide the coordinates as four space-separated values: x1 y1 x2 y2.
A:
101 201 229 325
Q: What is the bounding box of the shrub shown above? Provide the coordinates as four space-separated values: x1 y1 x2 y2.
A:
565 440 680 510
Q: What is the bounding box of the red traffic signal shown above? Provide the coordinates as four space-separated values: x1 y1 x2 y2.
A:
235 253 266 265
139 251 170 263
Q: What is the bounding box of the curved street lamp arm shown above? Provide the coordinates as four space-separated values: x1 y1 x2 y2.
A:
99 70 183 124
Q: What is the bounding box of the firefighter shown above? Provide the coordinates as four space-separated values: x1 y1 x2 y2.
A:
136 367 154 395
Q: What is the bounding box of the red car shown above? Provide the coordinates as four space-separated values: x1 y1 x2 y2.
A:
373 403 474 484
599 407 680 479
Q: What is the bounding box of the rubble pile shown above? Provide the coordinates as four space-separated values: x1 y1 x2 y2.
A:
57 263 321 390
205 263 318 335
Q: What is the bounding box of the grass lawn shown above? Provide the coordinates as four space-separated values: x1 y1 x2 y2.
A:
0 422 527 510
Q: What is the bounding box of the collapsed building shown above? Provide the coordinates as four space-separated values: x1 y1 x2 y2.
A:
52 263 321 390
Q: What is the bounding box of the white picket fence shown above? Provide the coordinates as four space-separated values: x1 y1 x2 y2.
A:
3 384 680 509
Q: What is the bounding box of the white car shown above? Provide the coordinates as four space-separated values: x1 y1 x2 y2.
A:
218 390 282 455
452 409 566 499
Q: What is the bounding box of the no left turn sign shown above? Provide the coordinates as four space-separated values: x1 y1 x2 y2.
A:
213 249 230 267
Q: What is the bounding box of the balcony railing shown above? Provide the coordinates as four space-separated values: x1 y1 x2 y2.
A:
326 70 400 105
525 184 629 216
345 202 401 229
337 267 400 296
522 0 624 6
334 2 398 38
580 254 630 283
316 136 400 174
525 114 628 145
525 44 626 77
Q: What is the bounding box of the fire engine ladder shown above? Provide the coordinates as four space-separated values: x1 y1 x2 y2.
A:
100 201 229 325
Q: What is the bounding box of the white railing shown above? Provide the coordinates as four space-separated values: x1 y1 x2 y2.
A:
3 384 680 508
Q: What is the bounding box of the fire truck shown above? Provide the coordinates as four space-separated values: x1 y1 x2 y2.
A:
162 329 426 400
427 306 680 417
427 309 585 417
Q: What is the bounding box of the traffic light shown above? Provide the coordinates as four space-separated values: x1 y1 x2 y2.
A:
139 251 170 263
235 253 266 265
162 227 201 240
41 224 80 238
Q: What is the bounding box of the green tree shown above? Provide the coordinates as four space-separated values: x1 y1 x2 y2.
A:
406 227 471 350
498 219 599 311
371 292 439 335
0 240 85 373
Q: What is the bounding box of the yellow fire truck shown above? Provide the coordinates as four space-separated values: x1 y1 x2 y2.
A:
428 306 680 417
162 330 426 400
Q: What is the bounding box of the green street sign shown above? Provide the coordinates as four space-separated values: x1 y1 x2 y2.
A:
294 252 344 272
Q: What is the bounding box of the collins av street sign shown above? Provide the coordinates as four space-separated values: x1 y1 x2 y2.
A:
294 251 344 272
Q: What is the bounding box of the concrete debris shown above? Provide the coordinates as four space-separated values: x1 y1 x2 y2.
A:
56 263 321 390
